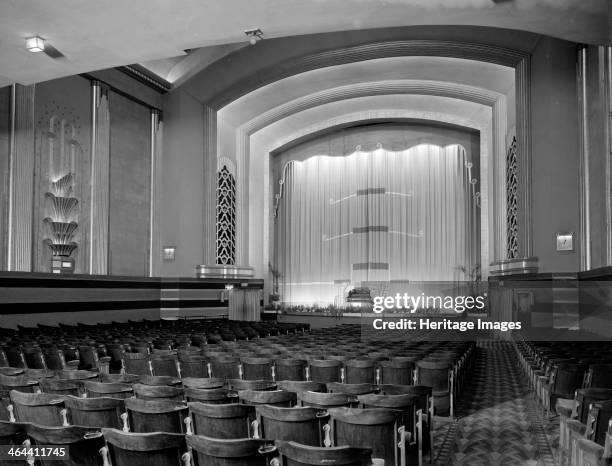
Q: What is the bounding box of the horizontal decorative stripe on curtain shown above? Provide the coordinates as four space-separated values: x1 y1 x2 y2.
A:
275 144 478 305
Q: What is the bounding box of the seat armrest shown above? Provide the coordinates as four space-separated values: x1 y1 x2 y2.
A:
567 419 587 437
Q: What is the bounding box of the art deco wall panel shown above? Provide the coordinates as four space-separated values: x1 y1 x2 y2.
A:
32 76 91 274
108 91 151 276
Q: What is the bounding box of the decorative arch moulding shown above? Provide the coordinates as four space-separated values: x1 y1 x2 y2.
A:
210 39 529 109
241 80 502 136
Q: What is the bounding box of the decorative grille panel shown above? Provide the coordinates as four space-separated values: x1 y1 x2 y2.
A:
216 165 236 265
506 136 519 259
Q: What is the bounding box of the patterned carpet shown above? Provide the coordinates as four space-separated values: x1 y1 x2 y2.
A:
433 341 557 466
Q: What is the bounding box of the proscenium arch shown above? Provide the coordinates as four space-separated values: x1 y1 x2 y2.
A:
232 80 505 269
201 39 532 271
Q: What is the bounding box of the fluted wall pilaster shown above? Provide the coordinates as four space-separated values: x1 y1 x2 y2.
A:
8 84 35 271
203 105 217 265
89 82 110 275
516 57 533 258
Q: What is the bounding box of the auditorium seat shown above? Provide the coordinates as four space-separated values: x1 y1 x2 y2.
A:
275 359 307 381
0 374 39 395
275 440 373 466
83 381 133 399
187 402 253 438
125 398 189 434
344 359 376 384
9 390 67 426
123 352 152 376
575 420 612 466
40 378 82 396
64 395 127 429
277 380 324 393
185 434 275 466
78 345 111 373
542 363 588 416
137 375 182 386
150 353 181 378
132 383 183 401
297 391 353 409
327 407 407 465
241 357 274 381
583 363 612 389
25 423 104 465
238 389 296 407
101 428 190 466
379 359 415 385
209 355 242 380
178 353 207 378
0 421 29 466
99 373 141 384
308 359 342 383
182 377 225 389
255 405 326 446
228 379 276 391
22 347 48 370
185 387 234 404
326 382 376 396
57 369 99 381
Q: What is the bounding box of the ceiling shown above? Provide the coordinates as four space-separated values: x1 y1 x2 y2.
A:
0 0 609 87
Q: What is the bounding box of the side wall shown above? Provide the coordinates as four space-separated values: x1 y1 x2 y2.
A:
530 37 581 273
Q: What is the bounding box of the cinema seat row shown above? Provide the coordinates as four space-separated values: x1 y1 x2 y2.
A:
0 321 475 465
515 332 612 466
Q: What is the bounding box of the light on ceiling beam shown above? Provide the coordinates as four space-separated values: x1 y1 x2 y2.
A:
244 28 263 45
25 36 45 52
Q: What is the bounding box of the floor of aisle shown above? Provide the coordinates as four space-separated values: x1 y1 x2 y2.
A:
434 341 557 466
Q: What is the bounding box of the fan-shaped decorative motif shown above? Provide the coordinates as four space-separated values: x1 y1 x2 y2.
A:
43 219 78 245
45 193 78 223
50 173 74 197
47 242 78 257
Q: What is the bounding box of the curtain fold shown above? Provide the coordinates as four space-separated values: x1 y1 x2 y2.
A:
228 289 261 321
275 144 478 305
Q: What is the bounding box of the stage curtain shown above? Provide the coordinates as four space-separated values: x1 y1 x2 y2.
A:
275 144 479 305
228 289 261 321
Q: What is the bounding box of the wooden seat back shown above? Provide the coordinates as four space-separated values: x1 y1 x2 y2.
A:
238 389 296 407
328 407 403 465
0 421 30 466
255 405 324 446
275 359 307 381
345 359 375 384
101 428 189 466
83 381 133 399
25 423 105 466
275 440 373 466
187 402 253 438
186 435 273 466
125 398 188 434
133 383 184 401
9 390 66 426
64 395 126 429
308 359 341 383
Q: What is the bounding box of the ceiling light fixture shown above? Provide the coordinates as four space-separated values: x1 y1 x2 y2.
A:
244 28 263 45
25 36 45 52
